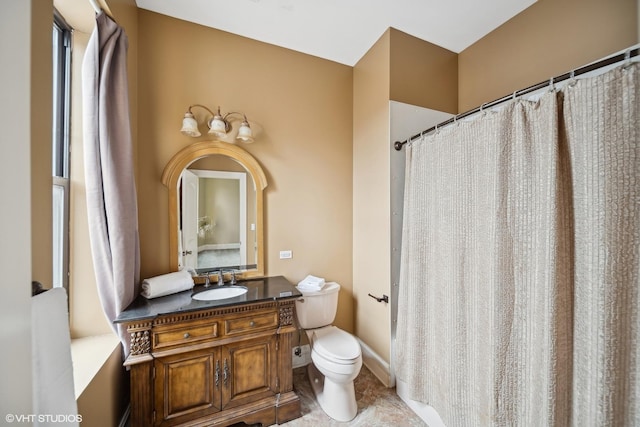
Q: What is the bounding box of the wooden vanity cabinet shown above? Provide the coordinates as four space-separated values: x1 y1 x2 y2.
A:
123 299 300 426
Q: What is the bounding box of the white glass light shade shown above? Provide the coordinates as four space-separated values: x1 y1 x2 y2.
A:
236 121 254 143
180 112 200 137
208 115 228 136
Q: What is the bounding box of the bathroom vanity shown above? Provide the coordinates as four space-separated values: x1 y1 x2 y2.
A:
115 276 302 426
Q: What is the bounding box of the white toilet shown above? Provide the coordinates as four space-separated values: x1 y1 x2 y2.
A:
295 282 362 422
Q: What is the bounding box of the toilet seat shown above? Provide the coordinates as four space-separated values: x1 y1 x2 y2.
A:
294 280 362 422
311 326 361 363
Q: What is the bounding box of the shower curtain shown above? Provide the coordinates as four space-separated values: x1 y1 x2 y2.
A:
82 12 140 355
395 63 639 426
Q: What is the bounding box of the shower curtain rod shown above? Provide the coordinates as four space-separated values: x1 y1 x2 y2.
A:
394 47 639 151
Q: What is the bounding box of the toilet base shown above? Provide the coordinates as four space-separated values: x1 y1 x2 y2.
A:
306 363 358 422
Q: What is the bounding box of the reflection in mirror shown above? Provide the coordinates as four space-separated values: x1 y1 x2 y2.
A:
180 157 257 273
162 141 267 280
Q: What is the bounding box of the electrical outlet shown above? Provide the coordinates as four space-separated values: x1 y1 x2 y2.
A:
279 250 292 259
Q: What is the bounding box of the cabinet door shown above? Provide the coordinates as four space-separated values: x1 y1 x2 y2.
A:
221 335 277 410
154 348 222 426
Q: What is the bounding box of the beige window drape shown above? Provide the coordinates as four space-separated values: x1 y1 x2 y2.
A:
82 12 140 355
395 63 639 426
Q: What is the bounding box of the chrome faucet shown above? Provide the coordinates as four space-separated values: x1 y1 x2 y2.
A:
204 272 212 288
216 270 225 286
226 270 237 285
216 269 237 285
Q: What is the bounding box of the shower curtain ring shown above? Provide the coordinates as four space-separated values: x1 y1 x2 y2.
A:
623 49 632 70
569 70 577 87
548 78 555 92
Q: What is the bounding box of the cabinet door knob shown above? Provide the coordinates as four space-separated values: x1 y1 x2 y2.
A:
250 321 255 327
183 332 190 339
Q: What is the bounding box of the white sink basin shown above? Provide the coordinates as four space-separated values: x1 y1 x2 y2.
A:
192 286 248 301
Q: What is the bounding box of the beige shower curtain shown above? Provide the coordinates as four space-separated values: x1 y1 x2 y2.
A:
564 64 639 426
395 63 639 426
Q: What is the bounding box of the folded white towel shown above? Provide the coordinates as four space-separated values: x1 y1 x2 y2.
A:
141 270 194 299
297 274 326 292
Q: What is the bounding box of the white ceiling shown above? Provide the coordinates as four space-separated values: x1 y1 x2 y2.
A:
135 0 537 66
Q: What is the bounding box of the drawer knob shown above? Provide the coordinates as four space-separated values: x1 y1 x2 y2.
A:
183 332 190 339
250 321 255 327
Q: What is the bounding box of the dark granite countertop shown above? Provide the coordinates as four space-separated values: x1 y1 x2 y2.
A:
114 275 302 324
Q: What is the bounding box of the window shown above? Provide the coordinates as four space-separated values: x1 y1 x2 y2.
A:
52 11 72 290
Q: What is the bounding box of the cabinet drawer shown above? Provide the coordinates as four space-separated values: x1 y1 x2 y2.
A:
153 322 219 350
224 311 278 336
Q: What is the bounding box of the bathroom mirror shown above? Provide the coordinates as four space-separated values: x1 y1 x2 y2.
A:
162 141 267 280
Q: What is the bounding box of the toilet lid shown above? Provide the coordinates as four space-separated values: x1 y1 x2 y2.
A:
312 326 361 362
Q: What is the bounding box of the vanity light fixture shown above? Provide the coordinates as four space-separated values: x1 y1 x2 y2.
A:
180 104 254 143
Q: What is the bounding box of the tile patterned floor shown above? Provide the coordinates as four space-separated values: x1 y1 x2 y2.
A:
280 365 426 426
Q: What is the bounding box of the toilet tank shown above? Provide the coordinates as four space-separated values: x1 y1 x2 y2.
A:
295 282 340 329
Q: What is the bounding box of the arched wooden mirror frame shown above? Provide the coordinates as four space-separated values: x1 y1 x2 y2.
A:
162 140 267 280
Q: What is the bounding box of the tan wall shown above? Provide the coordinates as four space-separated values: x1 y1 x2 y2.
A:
136 11 354 332
459 0 639 111
353 30 392 361
32 0 53 289
353 28 459 367
390 28 458 114
68 29 113 337
76 345 128 427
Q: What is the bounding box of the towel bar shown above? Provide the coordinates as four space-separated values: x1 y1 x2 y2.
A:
367 293 389 303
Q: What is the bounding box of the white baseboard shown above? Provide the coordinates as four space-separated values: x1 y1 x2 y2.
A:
118 404 130 427
292 344 311 368
198 243 240 252
356 339 445 426
357 338 392 387
396 379 446 427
